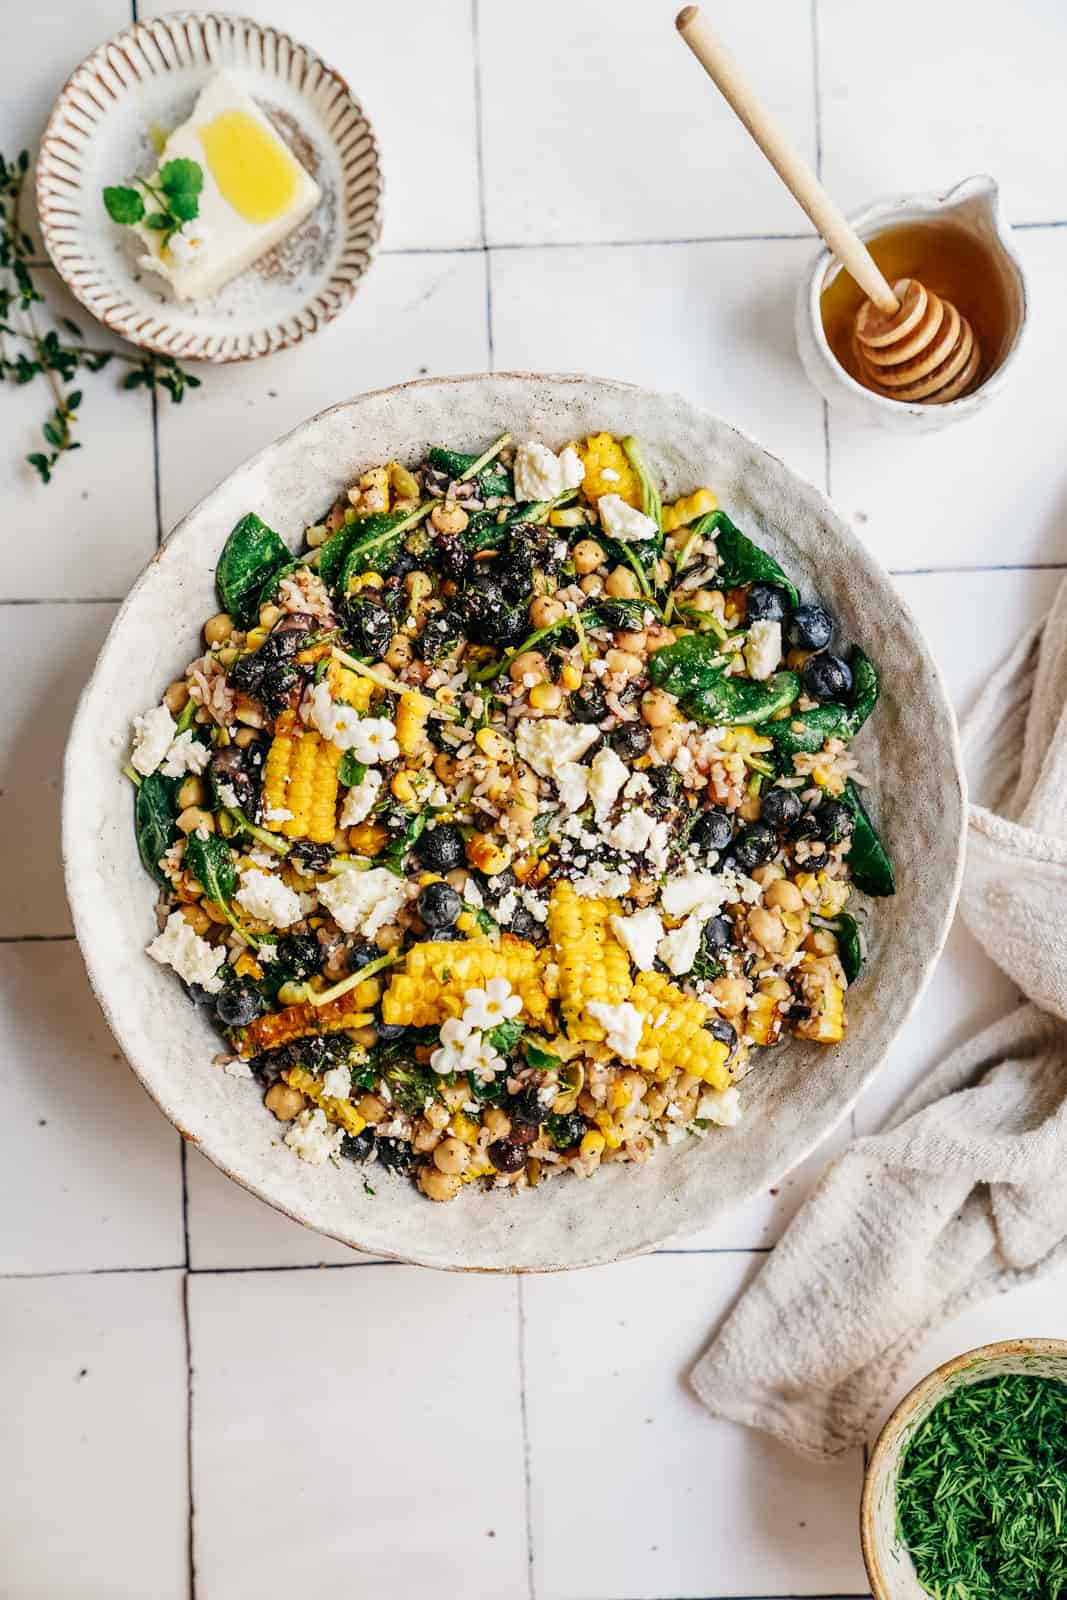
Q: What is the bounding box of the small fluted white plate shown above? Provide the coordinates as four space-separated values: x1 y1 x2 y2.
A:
63 374 965 1272
36 12 382 362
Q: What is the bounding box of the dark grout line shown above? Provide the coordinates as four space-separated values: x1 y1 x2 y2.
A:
1016 219 1067 231
0 597 123 606
811 0 824 182
0 1263 184 1280
470 0 489 249
0 934 75 944
890 563 1067 575
151 386 164 550
181 1269 196 1600
191 1258 403 1275
489 231 815 252
516 1278 536 1600
485 250 496 372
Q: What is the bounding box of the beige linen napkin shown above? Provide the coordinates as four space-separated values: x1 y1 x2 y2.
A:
690 577 1067 1461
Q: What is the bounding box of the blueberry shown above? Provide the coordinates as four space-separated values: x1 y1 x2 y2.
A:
746 583 790 623
702 916 735 952
348 941 380 972
290 840 332 874
705 1015 738 1061
374 1017 407 1041
801 653 852 702
649 765 682 812
341 1129 375 1162
759 786 802 831
418 880 463 930
611 721 650 760
215 979 264 1028
733 822 778 872
509 907 539 942
787 602 834 652
816 798 856 845
429 928 463 942
376 1138 413 1175
572 687 608 723
690 806 734 854
414 824 466 873
546 1112 586 1151
276 933 320 980
487 1139 527 1174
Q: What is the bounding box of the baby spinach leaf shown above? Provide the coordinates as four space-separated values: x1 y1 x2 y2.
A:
428 431 511 496
217 512 291 627
377 807 431 875
485 1018 525 1054
338 752 368 788
524 1040 561 1071
184 831 237 906
649 635 799 725
648 634 728 699
594 597 661 630
319 502 432 594
703 510 799 607
257 557 307 610
842 781 895 897
835 912 863 984
134 772 178 885
768 649 880 767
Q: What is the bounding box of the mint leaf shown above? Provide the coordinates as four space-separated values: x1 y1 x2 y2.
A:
144 212 171 231
103 185 145 225
167 191 200 223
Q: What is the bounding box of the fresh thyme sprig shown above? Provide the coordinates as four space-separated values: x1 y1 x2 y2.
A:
0 149 202 484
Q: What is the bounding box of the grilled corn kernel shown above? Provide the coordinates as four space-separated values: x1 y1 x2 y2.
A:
560 662 583 691
580 1130 606 1157
475 726 508 762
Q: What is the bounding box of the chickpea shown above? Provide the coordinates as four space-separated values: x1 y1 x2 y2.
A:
177 776 205 810
441 1076 471 1111
572 539 606 574
434 751 460 784
605 649 643 679
651 724 685 761
644 1088 669 1119
483 1107 512 1141
805 928 838 956
579 574 605 597
529 595 566 629
641 688 676 728
384 634 413 671
647 625 676 651
614 629 647 654
605 565 639 599
265 1083 306 1122
445 867 470 892
751 862 784 888
690 589 720 613
433 1136 470 1176
412 1119 443 1153
737 792 762 822
425 1101 451 1132
748 906 785 953
508 650 547 686
234 726 260 749
258 602 283 629
430 501 469 535
203 612 234 647
418 1165 463 1202
375 922 405 951
711 975 750 1018
177 806 215 836
353 1024 379 1048
180 903 212 937
163 680 190 715
356 1094 386 1124
759 976 792 1002
765 878 804 914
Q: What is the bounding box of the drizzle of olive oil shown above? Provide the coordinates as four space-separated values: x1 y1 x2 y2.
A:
820 220 1013 392
198 110 298 224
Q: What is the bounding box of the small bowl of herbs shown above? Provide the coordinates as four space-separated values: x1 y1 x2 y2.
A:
862 1338 1067 1600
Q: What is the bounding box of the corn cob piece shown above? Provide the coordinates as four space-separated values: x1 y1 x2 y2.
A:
795 958 845 1044
285 1065 367 1137
745 988 783 1048
234 982 381 1058
382 936 549 1028
576 433 642 508
662 487 717 533
395 692 431 756
327 659 376 712
262 726 343 843
546 883 632 1042
629 971 732 1089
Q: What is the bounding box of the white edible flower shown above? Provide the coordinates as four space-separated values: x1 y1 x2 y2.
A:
598 493 657 545
339 768 383 827
743 619 782 682
167 218 211 262
610 908 664 972
160 729 211 779
131 705 177 776
147 911 227 994
513 440 585 502
306 682 399 762
316 866 408 936
461 977 522 1031
696 1086 743 1126
466 1037 505 1086
285 1108 344 1165
430 1041 467 1077
350 716 400 765
585 999 644 1062
234 868 309 930
515 718 599 779
441 1017 475 1049
321 1065 352 1100
588 745 628 820
657 913 705 977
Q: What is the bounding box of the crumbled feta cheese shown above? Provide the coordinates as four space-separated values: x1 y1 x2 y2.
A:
339 767 383 827
284 1107 344 1165
572 863 632 898
321 1065 352 1100
131 705 177 776
657 913 704 976
610 908 664 972
513 440 586 502
588 745 628 820
696 1086 743 1126
646 819 672 873
160 729 212 779
744 619 782 681
603 808 657 856
673 745 693 775
601 467 620 482
264 805 293 823
519 888 548 924
234 868 310 930
515 718 599 778
660 870 732 920
623 771 652 801
462 877 485 909
598 493 658 545
665 1124 690 1146
554 760 589 814
147 911 227 993
317 866 408 936
496 889 518 925
216 782 240 810
223 1058 253 1078
585 999 644 1062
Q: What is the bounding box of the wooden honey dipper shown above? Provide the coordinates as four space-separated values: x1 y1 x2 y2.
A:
675 6 981 405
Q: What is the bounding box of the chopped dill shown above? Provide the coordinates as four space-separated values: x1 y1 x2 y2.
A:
896 1373 1067 1600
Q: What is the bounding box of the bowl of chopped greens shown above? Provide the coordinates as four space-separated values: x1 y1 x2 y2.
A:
63 373 964 1270
862 1337 1067 1600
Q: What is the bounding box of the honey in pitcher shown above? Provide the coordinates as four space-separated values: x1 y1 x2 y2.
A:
820 219 1014 394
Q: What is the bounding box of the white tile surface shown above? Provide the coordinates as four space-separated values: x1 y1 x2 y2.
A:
0 602 116 937
828 230 1067 573
522 1254 869 1599
0 944 183 1274
189 1267 528 1600
480 0 818 244
0 1271 188 1600
156 251 489 528
491 238 826 486
140 0 482 251
820 0 1067 224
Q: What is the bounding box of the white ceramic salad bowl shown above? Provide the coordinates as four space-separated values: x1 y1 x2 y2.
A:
63 373 965 1272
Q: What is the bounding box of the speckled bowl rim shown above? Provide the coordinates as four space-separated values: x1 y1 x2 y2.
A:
36 11 383 363
62 372 966 1272
861 1337 1067 1599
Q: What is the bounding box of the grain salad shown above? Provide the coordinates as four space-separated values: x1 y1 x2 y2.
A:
126 429 895 1202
